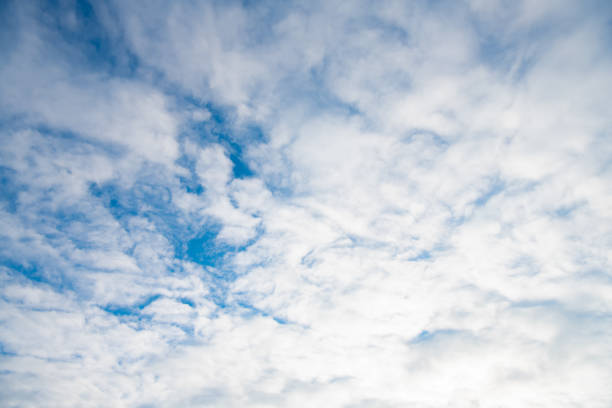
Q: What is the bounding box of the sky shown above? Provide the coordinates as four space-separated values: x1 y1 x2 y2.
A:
1 0 612 406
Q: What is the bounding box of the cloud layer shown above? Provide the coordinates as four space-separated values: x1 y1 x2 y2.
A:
1 0 612 406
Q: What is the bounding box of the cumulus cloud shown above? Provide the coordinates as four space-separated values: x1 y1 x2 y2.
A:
1 0 611 407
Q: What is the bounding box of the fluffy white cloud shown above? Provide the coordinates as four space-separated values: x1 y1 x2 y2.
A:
1 0 611 407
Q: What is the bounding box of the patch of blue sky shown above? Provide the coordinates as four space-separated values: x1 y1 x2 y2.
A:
300 249 320 269
510 299 561 310
89 182 139 220
26 125 129 164
183 223 228 268
202 234 266 308
552 201 585 219
178 175 205 196
89 179 190 250
1 184 114 284
575 269 612 285
344 233 391 250
184 102 293 197
0 262 43 285
184 387 227 407
0 1 18 52
181 227 267 309
409 329 464 344
37 0 139 77
260 167 296 199
228 145 255 179
204 289 230 312
356 14 410 46
470 19 566 85
88 155 260 286
102 294 162 317
0 166 20 213
174 145 206 195
0 260 76 294
105 315 197 341
509 254 539 274
178 297 196 308
235 300 289 325
408 250 432 262
0 342 17 357
477 34 518 68
37 213 102 254
293 64 363 118
187 102 262 179
89 190 222 281
473 177 505 207
2 0 267 331
471 16 529 74
404 128 450 145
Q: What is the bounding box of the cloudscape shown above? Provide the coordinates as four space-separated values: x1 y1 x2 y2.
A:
1 0 612 406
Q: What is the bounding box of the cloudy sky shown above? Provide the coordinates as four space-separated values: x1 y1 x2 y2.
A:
1 0 612 406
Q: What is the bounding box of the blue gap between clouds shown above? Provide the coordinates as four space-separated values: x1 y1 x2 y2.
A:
40 0 139 77
186 99 263 180
87 101 266 313
0 166 20 213
0 261 76 294
103 294 198 320
236 301 288 325
89 180 232 269
408 250 431 261
2 0 271 320
474 177 505 207
411 329 462 344
103 294 162 317
0 121 261 319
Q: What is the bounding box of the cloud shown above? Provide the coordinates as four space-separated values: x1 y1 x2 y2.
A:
1 0 612 406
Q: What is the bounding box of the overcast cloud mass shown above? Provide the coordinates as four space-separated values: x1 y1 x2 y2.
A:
1 0 612 406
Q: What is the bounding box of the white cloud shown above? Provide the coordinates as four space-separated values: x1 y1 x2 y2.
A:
1 0 611 407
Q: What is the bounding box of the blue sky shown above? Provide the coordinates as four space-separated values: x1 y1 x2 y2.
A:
1 0 612 406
